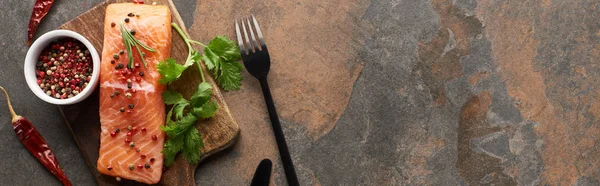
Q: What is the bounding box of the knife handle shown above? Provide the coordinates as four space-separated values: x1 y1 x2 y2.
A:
251 159 273 186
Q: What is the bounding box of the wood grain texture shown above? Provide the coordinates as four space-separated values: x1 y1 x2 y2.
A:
57 0 240 185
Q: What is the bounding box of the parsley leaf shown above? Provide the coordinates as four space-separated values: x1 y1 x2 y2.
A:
162 90 186 104
189 82 218 119
162 91 190 120
201 36 243 91
192 101 218 119
162 135 183 166
207 36 241 61
218 62 243 91
160 24 244 90
161 123 177 137
162 113 198 137
201 48 219 71
182 127 203 164
173 102 189 120
161 91 215 166
165 106 176 126
161 113 201 166
175 113 198 130
157 58 186 85
190 82 212 107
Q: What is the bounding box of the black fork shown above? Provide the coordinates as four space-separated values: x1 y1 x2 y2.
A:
235 15 300 186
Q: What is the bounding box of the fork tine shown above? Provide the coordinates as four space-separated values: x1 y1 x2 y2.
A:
246 16 261 51
251 15 265 46
235 19 246 54
241 17 253 53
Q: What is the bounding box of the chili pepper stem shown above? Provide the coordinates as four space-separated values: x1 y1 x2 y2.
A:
0 86 19 121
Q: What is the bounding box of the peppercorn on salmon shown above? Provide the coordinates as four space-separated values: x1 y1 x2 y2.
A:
97 3 171 184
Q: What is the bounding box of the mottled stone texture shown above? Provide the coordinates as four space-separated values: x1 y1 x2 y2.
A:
1 0 600 185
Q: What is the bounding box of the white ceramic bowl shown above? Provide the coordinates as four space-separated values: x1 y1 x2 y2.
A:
24 30 100 105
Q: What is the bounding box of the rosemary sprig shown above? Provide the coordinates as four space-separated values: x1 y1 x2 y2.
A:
120 24 134 68
120 22 157 68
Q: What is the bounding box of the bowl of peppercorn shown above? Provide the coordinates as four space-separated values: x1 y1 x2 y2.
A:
24 30 100 105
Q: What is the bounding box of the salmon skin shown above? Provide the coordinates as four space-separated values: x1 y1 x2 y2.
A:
97 3 171 184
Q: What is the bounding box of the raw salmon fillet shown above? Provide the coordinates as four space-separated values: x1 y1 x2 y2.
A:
97 3 171 184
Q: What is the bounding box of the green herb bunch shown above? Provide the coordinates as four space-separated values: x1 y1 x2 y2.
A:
157 23 242 166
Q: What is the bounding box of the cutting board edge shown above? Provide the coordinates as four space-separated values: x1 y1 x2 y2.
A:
56 0 242 185
201 126 240 162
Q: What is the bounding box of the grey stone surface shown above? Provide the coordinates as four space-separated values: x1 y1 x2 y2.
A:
2 0 600 185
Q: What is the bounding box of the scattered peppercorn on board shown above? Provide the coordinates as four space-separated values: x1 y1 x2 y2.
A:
57 0 240 185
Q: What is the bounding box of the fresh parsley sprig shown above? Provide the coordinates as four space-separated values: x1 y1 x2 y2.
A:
157 23 240 166
200 36 243 91
167 23 243 91
120 22 157 68
160 82 217 166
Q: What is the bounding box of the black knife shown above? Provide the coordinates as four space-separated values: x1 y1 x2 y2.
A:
251 159 273 186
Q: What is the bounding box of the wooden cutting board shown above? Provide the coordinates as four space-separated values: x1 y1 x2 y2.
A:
57 0 240 185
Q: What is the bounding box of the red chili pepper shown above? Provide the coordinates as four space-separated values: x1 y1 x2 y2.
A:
0 86 71 186
133 0 145 4
27 0 55 45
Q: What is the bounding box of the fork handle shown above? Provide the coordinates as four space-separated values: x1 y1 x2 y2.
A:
259 78 300 186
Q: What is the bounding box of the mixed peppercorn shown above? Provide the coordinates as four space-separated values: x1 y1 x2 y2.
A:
106 124 157 172
35 39 92 99
108 12 147 114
